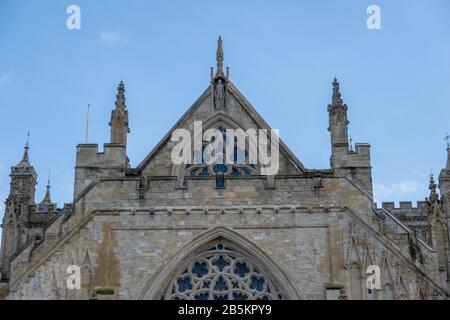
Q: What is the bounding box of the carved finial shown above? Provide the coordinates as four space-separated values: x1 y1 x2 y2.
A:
109 80 130 145
428 173 439 203
429 172 436 189
332 78 343 106
216 36 224 76
327 77 349 138
115 80 126 109
349 136 354 152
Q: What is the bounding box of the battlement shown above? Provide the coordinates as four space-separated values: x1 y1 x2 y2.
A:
341 143 371 166
10 165 37 176
331 142 372 193
74 143 128 199
375 201 428 218
28 204 60 224
352 143 371 155
332 142 371 167
76 143 126 167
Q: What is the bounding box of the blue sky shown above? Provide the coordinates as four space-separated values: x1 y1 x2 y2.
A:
0 0 450 223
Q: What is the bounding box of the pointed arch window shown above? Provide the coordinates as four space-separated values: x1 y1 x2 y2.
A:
181 125 259 188
161 242 284 300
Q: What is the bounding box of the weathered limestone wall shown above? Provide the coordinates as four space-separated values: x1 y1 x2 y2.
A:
3 82 447 299
4 174 447 300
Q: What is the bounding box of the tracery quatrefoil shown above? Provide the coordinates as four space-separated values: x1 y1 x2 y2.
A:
163 243 284 300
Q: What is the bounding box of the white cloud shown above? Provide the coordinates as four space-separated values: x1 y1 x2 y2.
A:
99 32 128 46
0 71 14 88
374 180 422 202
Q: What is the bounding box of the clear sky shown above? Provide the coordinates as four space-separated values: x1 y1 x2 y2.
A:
0 0 450 227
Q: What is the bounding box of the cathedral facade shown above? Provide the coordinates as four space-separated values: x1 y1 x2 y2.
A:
1 39 449 300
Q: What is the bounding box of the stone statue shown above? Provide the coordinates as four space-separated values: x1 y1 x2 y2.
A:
214 79 225 109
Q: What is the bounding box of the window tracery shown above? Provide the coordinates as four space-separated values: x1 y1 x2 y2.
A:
162 243 283 300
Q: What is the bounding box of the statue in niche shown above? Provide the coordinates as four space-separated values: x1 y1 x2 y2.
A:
214 79 226 109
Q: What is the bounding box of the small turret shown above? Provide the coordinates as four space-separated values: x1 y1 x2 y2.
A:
37 172 56 212
436 139 450 288
74 82 130 199
0 134 38 280
327 79 373 193
16 139 31 167
10 134 38 205
427 173 449 280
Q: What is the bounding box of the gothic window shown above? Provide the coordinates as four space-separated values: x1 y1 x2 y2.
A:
184 126 257 182
161 242 284 300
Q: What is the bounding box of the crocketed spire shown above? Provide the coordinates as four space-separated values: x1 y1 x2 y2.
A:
216 36 224 77
15 132 32 168
40 172 52 205
115 80 126 109
328 77 349 149
36 171 56 212
428 173 439 203
211 36 229 80
109 80 130 146
331 78 344 107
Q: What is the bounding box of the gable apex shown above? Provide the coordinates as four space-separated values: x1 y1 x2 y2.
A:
135 80 307 174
